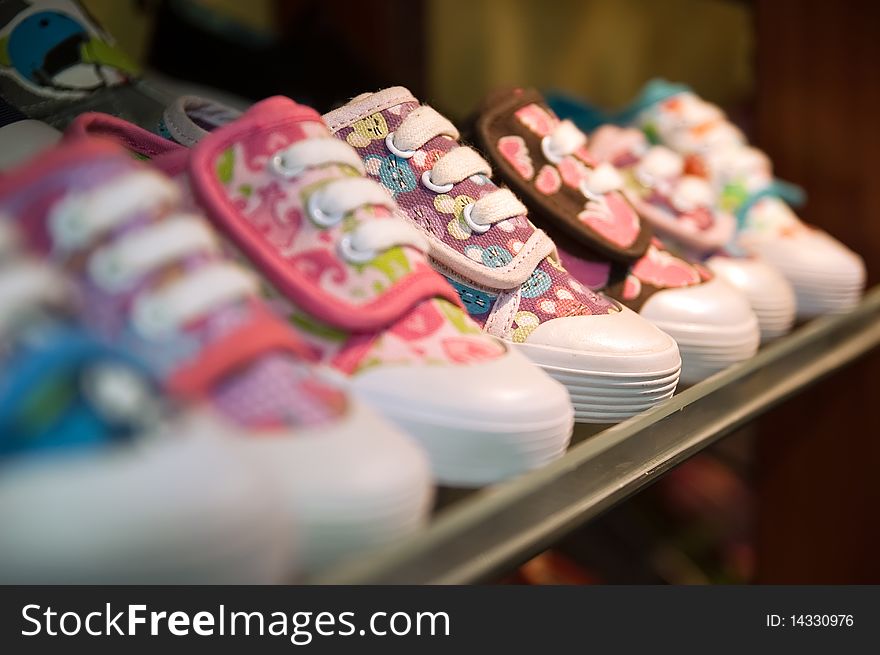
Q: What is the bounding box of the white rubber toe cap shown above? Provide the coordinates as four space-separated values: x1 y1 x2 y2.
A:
0 413 296 584
640 277 760 384
350 345 574 486
706 255 796 341
242 399 434 572
746 230 865 317
514 307 681 423
521 305 681 374
640 276 755 329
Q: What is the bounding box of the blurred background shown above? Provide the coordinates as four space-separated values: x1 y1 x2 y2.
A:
75 0 880 583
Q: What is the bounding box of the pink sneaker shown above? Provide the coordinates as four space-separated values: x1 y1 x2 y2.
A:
321 87 682 420
471 88 759 384
66 98 575 484
588 124 796 342
593 80 865 319
0 138 433 572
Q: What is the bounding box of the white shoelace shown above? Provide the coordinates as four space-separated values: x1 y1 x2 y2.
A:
542 119 625 199
634 145 715 211
270 137 429 261
0 260 70 340
48 170 257 338
385 106 528 233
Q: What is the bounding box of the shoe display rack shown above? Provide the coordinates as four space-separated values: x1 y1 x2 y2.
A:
314 285 880 584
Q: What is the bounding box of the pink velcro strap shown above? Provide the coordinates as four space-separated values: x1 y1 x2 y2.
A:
167 310 317 400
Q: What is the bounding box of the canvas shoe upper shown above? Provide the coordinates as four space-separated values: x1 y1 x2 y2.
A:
322 87 681 422
0 0 169 130
588 124 796 342
0 138 433 572
66 97 576 484
472 88 758 384
0 250 298 583
550 80 866 319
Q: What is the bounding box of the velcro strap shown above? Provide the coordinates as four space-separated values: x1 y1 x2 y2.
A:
167 309 316 400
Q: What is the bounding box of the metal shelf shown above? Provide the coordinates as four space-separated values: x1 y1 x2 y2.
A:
313 285 880 584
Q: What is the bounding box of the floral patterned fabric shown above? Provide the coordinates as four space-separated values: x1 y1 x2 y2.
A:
192 97 507 366
585 125 736 256
0 140 348 430
326 89 617 344
633 90 824 249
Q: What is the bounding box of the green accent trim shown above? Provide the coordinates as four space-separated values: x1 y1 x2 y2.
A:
216 148 235 185
19 376 76 434
79 38 139 75
289 312 348 342
437 298 481 334
365 246 411 283
0 36 10 67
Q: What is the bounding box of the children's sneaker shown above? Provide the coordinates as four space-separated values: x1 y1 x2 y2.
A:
549 80 866 319
472 88 758 384
587 124 796 342
0 138 433 572
66 98 576 483
321 87 681 421
0 0 167 130
0 255 295 583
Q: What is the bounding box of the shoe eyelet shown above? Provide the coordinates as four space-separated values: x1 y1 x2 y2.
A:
89 251 128 291
269 152 304 178
51 212 87 250
385 132 416 159
462 202 490 234
541 135 564 164
132 297 173 338
578 181 600 201
421 170 454 194
337 233 376 264
307 191 344 228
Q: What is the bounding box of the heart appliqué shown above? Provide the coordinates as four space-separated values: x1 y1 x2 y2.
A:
498 135 535 180
535 165 562 195
631 245 701 289
577 191 640 248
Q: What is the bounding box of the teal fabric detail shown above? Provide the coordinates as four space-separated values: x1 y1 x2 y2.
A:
546 91 613 131
615 78 692 125
735 180 806 228
443 276 496 316
547 79 691 131
0 325 154 459
770 178 806 207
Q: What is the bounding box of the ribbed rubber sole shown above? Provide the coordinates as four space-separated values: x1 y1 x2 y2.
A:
387 405 575 487
653 314 760 385
540 363 681 423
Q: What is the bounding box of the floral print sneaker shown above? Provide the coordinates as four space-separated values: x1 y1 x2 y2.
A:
0 250 296 583
549 79 866 319
473 88 759 384
0 138 433 573
588 124 796 342
322 87 681 421
67 97 575 483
